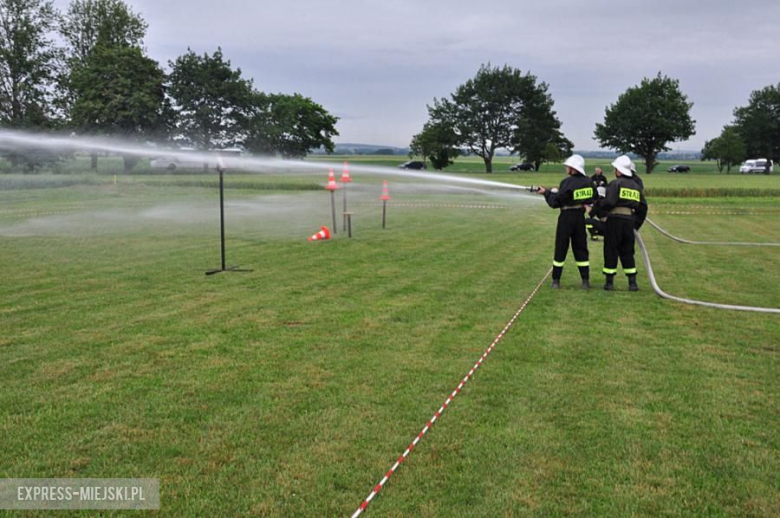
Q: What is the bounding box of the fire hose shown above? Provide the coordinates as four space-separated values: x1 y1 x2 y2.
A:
636 230 780 314
646 217 780 247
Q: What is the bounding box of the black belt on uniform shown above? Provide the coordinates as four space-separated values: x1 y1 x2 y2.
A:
562 205 584 211
609 207 634 216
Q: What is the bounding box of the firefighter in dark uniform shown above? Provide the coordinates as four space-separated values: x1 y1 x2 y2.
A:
591 167 608 190
536 154 596 289
594 155 648 292
586 167 608 240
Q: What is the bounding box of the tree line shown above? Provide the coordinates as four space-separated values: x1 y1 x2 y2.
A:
3 0 777 174
0 0 339 171
412 65 779 174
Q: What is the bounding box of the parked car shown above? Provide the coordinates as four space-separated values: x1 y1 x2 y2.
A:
667 164 690 173
398 161 426 170
150 155 201 171
739 159 771 174
510 162 535 171
151 148 243 171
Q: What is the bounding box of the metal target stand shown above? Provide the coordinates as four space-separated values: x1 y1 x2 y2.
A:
206 157 252 276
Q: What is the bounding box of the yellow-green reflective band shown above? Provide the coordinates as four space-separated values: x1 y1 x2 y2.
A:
585 224 593 229
603 268 617 274
624 268 637 274
553 260 565 267
573 187 594 201
576 261 590 267
619 187 640 202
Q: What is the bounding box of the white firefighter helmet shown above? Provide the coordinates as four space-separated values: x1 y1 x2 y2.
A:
563 154 586 175
611 155 633 177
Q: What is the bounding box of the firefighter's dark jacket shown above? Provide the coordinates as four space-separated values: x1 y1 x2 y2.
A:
590 173 608 189
543 174 597 209
594 176 648 230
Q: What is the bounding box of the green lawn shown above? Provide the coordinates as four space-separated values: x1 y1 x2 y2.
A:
1 170 778 516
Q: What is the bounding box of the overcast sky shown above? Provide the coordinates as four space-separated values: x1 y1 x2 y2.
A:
53 0 779 150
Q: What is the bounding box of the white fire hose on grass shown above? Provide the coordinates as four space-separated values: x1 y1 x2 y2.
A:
635 229 780 314
646 218 780 247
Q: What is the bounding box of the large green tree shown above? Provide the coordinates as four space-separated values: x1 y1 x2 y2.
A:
0 0 61 170
69 45 171 171
59 0 147 168
701 126 746 174
168 48 254 157
409 121 460 170
0 0 59 128
427 64 558 173
512 81 572 171
595 73 695 174
242 92 339 158
59 0 146 62
732 83 780 164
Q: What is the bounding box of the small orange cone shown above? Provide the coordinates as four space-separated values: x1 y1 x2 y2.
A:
325 169 339 190
308 226 331 241
340 161 352 183
379 180 390 201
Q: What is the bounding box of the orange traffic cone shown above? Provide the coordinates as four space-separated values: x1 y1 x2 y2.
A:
308 226 331 241
325 169 339 190
379 180 390 201
340 161 352 183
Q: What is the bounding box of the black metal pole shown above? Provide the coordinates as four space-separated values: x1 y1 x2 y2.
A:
331 190 338 234
382 200 387 229
344 212 353 238
219 168 226 271
206 161 252 275
342 183 348 230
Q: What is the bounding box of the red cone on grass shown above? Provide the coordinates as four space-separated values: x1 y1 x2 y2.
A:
308 226 331 241
379 180 390 201
340 162 352 183
325 169 339 190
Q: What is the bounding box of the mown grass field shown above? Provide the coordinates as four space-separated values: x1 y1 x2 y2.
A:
1 162 778 516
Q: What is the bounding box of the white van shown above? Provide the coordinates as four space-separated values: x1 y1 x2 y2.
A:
150 148 243 171
739 158 772 174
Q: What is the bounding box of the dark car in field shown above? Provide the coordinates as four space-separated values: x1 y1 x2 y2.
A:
510 162 535 171
668 165 690 173
399 161 426 170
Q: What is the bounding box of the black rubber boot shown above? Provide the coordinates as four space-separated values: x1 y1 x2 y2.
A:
628 274 639 292
581 278 590 290
551 279 561 289
604 274 615 291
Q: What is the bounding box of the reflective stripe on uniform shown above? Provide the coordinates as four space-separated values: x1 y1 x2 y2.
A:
624 268 637 274
553 260 565 267
603 268 617 274
576 261 590 267
619 187 640 202
573 187 594 201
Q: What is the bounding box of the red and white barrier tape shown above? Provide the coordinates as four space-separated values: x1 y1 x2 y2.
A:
351 268 552 517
